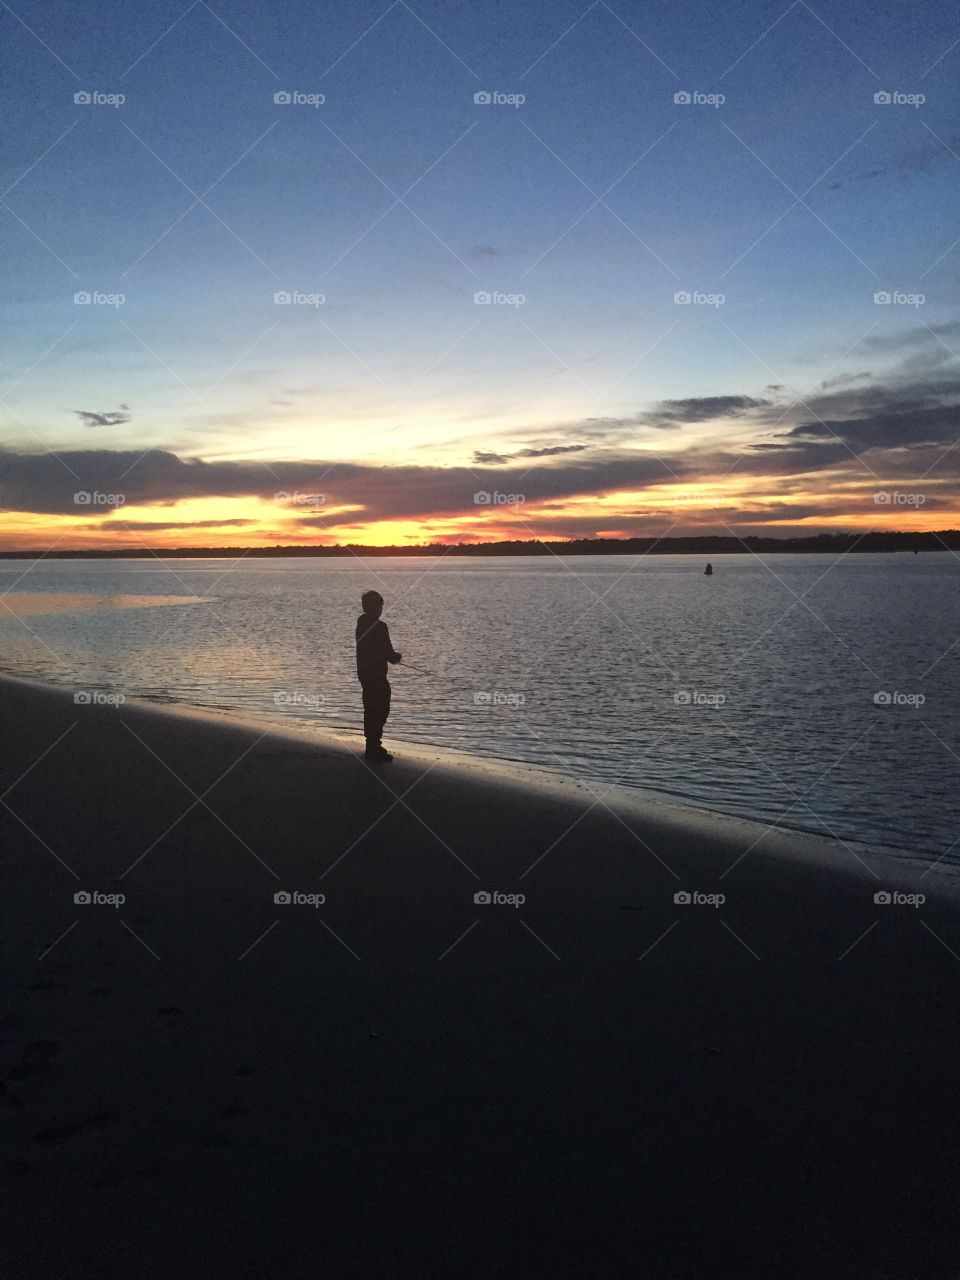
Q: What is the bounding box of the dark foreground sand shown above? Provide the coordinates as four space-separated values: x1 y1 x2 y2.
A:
1 674 959 1280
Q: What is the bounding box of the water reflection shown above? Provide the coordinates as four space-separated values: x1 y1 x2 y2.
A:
0 554 955 865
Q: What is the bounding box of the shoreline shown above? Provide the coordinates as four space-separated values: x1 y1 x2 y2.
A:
0 669 947 879
3 671 960 1278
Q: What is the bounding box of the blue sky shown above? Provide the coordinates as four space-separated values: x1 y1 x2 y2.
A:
2 0 960 544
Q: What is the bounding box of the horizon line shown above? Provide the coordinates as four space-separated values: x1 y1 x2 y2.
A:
0 530 956 559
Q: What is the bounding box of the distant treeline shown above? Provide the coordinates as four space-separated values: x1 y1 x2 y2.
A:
0 532 957 558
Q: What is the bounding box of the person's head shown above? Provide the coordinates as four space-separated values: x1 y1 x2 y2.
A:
361 589 384 617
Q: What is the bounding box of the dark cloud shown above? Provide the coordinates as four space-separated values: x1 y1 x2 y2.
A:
570 397 773 441
782 401 960 451
863 132 960 181
820 371 873 390
637 396 772 428
788 377 960 427
517 444 588 458
827 132 960 190
471 444 588 465
0 448 683 519
74 408 132 428
6 367 960 529
737 376 960 478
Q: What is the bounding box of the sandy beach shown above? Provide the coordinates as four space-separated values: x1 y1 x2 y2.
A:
1 673 958 1279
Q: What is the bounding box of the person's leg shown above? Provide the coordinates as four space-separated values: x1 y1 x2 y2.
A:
370 680 390 746
379 681 391 743
362 680 391 756
361 682 378 752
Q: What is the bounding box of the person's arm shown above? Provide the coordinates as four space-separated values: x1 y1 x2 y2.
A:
383 622 401 664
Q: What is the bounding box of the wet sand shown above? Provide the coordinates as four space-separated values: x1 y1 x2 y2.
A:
1 673 958 1279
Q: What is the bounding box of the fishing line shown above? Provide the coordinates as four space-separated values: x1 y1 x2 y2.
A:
397 660 501 688
397 659 452 680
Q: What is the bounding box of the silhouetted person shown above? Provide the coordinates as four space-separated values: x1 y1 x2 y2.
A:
356 590 401 762
704 562 713 576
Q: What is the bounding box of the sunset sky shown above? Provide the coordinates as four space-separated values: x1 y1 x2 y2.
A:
2 0 959 548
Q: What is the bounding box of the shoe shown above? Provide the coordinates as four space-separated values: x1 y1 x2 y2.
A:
364 747 394 762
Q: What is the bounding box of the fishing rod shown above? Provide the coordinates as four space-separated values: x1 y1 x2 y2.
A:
397 660 534 720
398 659 508 689
397 658 453 680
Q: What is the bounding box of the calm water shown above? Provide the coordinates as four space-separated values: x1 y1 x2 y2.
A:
1 554 957 867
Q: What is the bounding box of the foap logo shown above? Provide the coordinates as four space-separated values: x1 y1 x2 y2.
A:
674 290 725 308
474 889 526 907
73 490 125 506
274 890 326 907
674 90 725 108
473 90 525 107
873 90 925 108
473 690 526 707
274 691 325 708
674 890 725 907
74 90 125 107
873 290 925 307
74 690 126 707
873 690 925 707
874 490 925 506
273 90 326 107
74 291 125 308
74 889 125 907
674 689 726 708
273 290 325 307
874 889 925 907
473 491 525 505
274 490 325 509
473 290 525 307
